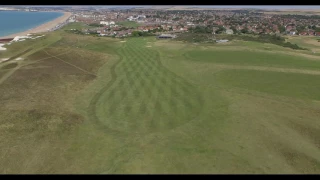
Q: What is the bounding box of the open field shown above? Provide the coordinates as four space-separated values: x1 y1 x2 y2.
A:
286 36 320 54
60 22 90 31
116 21 140 28
0 23 320 174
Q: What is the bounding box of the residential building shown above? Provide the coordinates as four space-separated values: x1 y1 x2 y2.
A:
226 29 234 34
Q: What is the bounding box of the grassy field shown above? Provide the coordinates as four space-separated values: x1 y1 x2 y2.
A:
116 21 140 28
286 35 320 54
60 22 90 31
0 23 320 174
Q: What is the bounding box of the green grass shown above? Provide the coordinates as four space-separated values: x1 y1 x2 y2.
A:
185 50 320 70
61 22 89 31
214 69 320 101
116 21 140 28
90 38 203 134
0 24 320 174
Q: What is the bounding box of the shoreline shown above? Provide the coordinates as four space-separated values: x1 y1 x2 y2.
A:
0 11 72 39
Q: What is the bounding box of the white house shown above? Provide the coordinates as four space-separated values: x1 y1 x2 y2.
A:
100 21 109 25
109 21 115 25
187 22 195 26
216 40 229 43
289 31 296 35
137 15 146 18
226 29 234 35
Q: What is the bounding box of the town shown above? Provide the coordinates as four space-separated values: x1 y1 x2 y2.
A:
65 8 320 38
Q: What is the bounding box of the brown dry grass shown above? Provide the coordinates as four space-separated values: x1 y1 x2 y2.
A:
0 34 111 173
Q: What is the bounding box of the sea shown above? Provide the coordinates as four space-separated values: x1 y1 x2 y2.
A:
0 11 63 37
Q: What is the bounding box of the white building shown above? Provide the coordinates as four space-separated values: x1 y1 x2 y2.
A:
289 31 296 35
100 21 109 25
216 40 229 43
137 15 146 18
187 22 195 26
226 29 234 35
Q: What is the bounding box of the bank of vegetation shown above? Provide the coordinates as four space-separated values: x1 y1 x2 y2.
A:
175 32 307 50
219 34 307 50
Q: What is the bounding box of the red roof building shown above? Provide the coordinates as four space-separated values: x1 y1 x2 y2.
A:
299 31 308 35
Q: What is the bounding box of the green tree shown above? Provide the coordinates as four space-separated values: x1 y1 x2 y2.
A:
173 17 180 21
278 25 286 33
131 31 140 37
230 26 237 34
296 26 305 33
241 27 248 34
215 26 226 34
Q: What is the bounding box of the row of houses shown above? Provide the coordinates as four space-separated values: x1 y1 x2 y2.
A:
299 31 320 36
127 15 146 21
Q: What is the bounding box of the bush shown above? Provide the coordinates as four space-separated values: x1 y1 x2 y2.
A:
131 31 154 37
226 34 306 50
175 33 306 50
89 23 104 27
64 29 84 35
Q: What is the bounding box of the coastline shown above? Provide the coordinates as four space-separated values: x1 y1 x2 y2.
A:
0 12 72 39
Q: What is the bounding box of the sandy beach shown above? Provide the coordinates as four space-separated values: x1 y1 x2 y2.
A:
0 12 72 39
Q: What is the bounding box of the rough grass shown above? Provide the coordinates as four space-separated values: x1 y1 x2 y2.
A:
0 26 320 174
1 63 18 69
0 33 61 60
0 69 8 77
0 33 111 173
